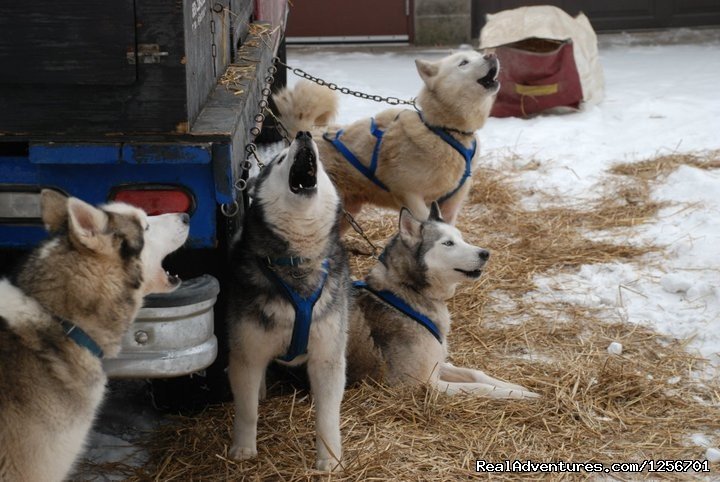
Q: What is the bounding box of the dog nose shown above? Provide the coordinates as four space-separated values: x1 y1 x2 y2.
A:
483 53 496 61
478 249 490 261
180 213 190 225
295 131 312 140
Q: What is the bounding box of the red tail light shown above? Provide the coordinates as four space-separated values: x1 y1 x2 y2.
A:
111 187 194 216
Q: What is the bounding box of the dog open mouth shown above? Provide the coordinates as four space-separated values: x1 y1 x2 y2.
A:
165 269 181 287
289 145 318 195
478 66 499 89
454 268 483 279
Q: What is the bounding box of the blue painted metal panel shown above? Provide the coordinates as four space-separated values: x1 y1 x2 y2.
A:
120 143 212 164
30 144 121 164
0 154 218 248
211 143 234 205
27 143 212 165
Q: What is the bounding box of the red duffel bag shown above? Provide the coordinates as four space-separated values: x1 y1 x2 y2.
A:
490 37 583 118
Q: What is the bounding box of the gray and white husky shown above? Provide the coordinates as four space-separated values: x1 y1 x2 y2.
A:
347 203 538 399
0 190 189 482
226 132 348 471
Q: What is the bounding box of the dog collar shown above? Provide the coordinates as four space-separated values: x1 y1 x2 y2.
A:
55 316 104 359
353 280 443 343
417 111 475 137
265 255 312 268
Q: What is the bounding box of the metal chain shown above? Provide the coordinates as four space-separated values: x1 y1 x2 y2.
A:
274 58 416 107
344 210 379 257
210 19 217 77
264 104 291 143
221 61 279 216
223 58 386 258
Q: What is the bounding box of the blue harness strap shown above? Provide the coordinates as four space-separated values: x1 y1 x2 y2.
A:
323 118 390 192
353 280 442 343
264 259 331 362
57 317 104 358
418 113 477 204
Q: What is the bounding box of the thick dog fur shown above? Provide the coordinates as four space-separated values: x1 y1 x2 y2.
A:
226 132 348 471
346 204 538 399
0 191 188 482
274 51 499 226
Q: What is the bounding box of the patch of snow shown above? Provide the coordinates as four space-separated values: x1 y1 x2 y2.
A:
607 342 623 355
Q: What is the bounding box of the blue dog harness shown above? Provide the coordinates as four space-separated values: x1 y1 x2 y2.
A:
353 280 442 343
56 316 104 358
417 113 477 204
323 112 477 203
262 258 331 362
323 117 389 192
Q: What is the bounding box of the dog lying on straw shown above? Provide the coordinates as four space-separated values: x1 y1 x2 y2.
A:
346 203 538 398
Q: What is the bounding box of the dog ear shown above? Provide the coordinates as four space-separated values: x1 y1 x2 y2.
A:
428 201 444 222
40 189 69 233
415 59 439 88
399 207 422 245
67 197 109 252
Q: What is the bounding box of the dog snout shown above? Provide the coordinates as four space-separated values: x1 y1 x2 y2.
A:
295 131 312 140
180 213 190 225
478 249 490 262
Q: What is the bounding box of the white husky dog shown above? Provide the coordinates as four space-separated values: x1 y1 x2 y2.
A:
347 203 538 398
275 50 499 228
226 132 348 471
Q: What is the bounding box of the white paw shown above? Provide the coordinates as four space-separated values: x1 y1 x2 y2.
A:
229 445 257 461
315 458 342 472
519 389 541 399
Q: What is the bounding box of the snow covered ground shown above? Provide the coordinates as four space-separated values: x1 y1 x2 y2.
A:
286 34 720 364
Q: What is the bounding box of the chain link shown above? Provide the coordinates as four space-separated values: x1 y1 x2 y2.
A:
274 58 416 107
344 210 379 257
210 19 217 77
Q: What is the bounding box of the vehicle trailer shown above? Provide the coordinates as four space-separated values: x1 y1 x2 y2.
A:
0 0 287 393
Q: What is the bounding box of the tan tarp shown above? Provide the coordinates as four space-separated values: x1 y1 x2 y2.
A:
479 5 605 107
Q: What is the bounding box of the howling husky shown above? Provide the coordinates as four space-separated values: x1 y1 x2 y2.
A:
347 203 538 399
0 190 189 482
274 50 500 227
226 132 348 471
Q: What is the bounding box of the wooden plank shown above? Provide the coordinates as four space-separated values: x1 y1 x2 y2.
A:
191 23 278 138
231 0 255 54
0 0 136 85
185 0 216 127
0 0 189 135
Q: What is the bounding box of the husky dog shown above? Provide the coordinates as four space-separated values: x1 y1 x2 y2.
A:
0 190 189 482
274 50 499 227
347 203 538 398
227 132 348 471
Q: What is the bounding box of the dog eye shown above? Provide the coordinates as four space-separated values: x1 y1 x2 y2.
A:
459 60 468 67
443 240 454 247
145 225 149 232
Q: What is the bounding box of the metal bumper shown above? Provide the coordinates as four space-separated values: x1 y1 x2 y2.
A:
103 275 219 378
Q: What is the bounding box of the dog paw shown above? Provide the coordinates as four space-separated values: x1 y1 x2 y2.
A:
522 389 541 399
229 445 257 461
315 458 342 472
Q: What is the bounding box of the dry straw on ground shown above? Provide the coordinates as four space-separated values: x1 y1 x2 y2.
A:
112 151 719 481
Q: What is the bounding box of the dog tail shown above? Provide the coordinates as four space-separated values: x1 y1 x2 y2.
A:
273 80 339 137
